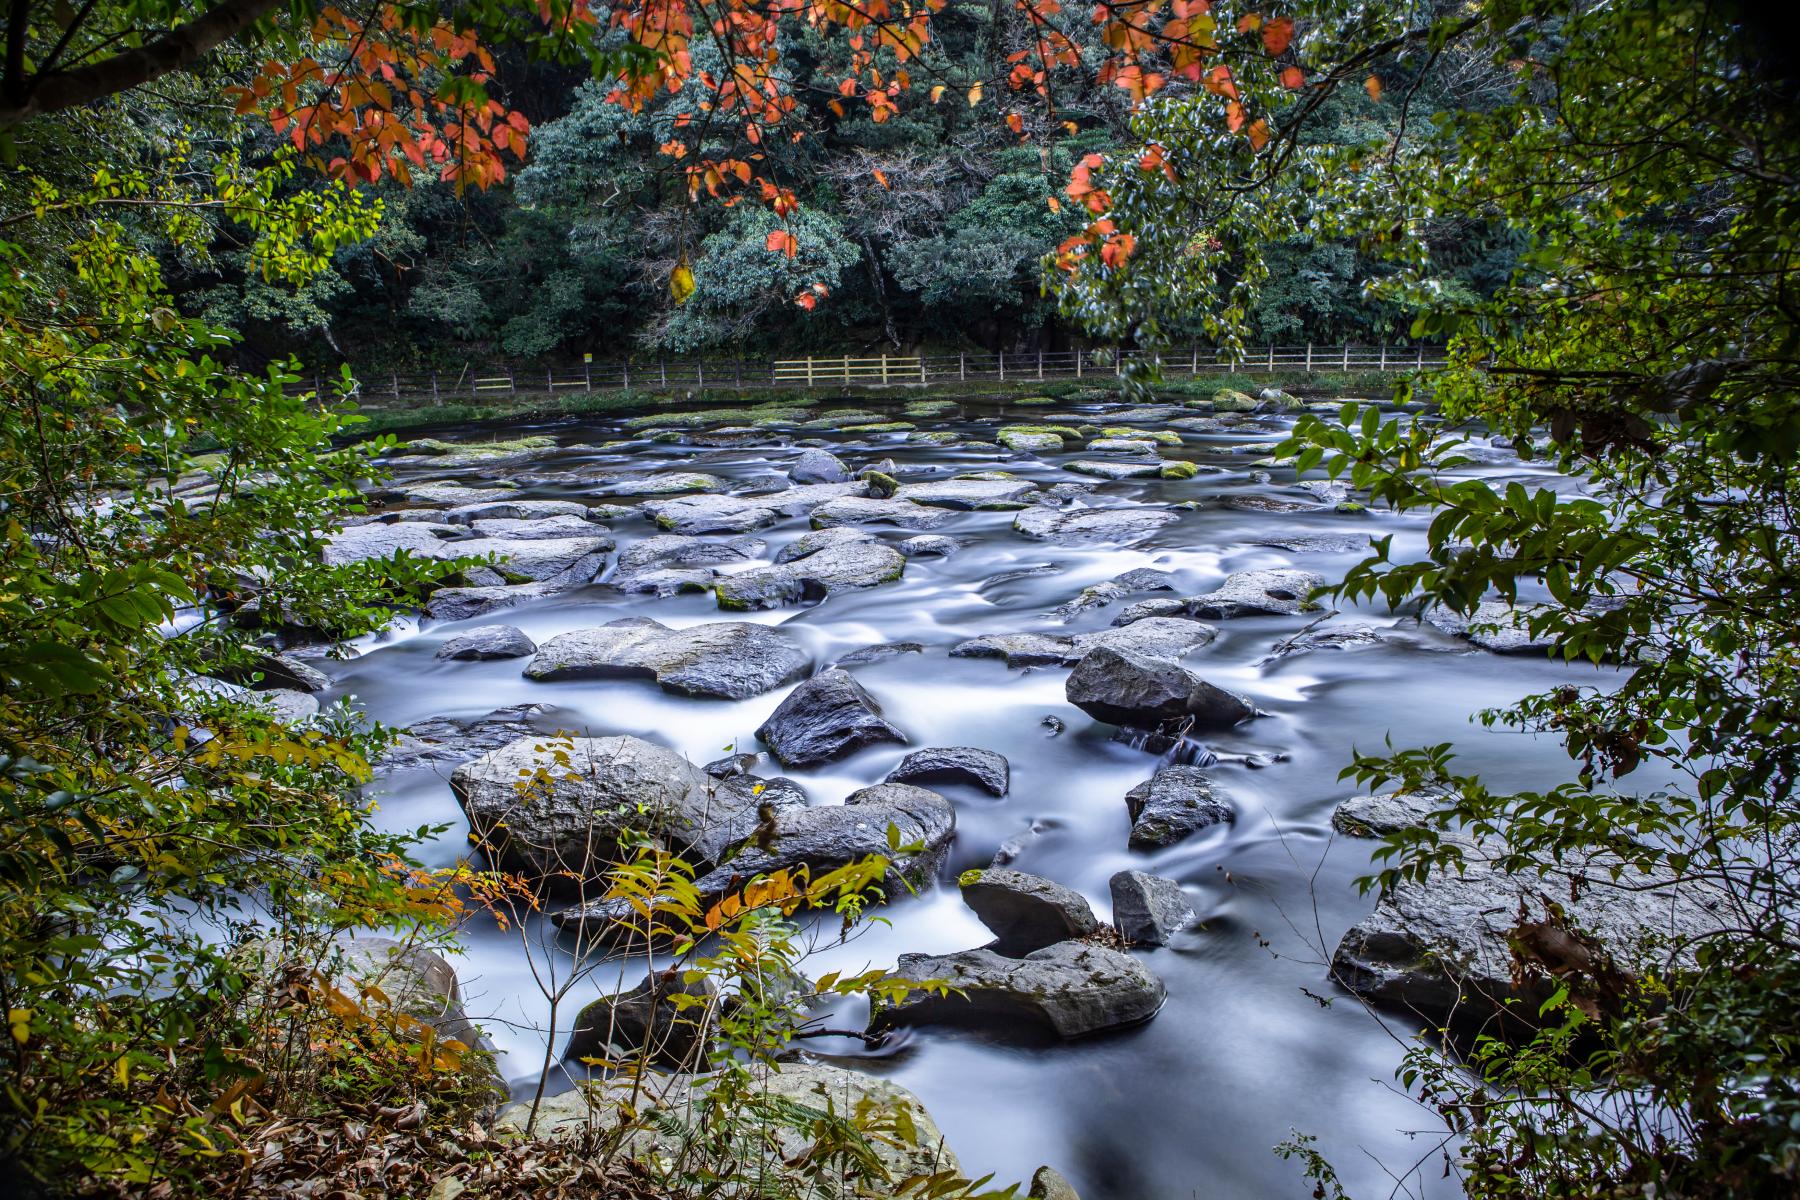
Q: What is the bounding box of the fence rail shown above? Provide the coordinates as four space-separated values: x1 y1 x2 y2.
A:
290 344 1448 407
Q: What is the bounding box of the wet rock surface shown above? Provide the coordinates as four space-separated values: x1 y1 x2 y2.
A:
755 668 908 766
1109 870 1196 945
1123 766 1234 850
1065 647 1256 731
524 617 811 699
961 868 1100 954
873 941 1166 1039
437 624 538 660
885 746 1011 796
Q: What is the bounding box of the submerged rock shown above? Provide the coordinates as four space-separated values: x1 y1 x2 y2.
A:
961 868 1100 955
1109 870 1195 945
1123 766 1234 850
524 617 810 700
873 941 1165 1039
755 668 907 766
437 624 538 660
885 746 1010 796
1065 647 1256 730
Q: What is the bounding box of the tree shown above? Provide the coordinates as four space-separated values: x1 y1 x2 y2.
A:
1058 1 1800 1194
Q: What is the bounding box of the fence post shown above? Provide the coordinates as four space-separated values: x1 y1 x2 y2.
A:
1037 349 1044 381
623 360 631 388
735 359 743 388
1343 344 1350 371
881 354 889 385
660 360 667 387
547 367 553 392
1378 344 1387 371
1417 345 1425 369
919 356 926 383
959 353 966 382
806 357 815 387
1076 350 1082 379
697 362 705 388
999 353 1006 382
584 358 592 391
431 371 439 405
1305 343 1313 372
508 367 516 394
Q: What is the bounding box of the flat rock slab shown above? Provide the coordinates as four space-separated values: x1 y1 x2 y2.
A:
1124 766 1234 849
1013 506 1179 544
1065 460 1164 480
323 522 458 566
1110 870 1195 945
437 624 537 660
594 471 729 495
873 941 1165 1039
422 552 609 621
445 499 593 523
644 484 868 535
811 496 953 531
468 514 613 540
997 431 1066 452
715 538 906 610
833 641 925 667
891 479 1042 509
756 668 907 767
524 617 810 700
1086 438 1161 454
448 535 614 581
616 533 764 574
392 482 518 506
1242 532 1371 553
885 746 1010 796
961 868 1100 954
1119 568 1326 625
952 618 1217 669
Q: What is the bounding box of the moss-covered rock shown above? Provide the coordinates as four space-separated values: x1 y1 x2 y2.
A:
904 399 956 417
861 470 900 498
1210 389 1258 412
1099 426 1181 445
1159 461 1200 480
839 421 916 433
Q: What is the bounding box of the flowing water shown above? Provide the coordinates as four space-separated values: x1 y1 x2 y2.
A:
326 396 1607 1199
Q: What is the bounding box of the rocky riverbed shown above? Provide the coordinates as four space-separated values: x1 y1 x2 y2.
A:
250 390 1693 1199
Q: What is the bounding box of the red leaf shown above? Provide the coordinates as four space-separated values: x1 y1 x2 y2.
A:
1262 16 1294 55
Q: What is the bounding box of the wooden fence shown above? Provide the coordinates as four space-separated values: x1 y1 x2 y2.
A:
295 344 1448 407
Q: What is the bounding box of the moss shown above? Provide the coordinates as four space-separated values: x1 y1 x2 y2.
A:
1100 426 1182 445
839 421 916 433
903 400 956 417
1335 501 1368 514
998 424 1082 440
1159 461 1200 480
908 431 961 445
1210 389 1258 412
861 470 899 498
1012 395 1057 406
648 430 685 443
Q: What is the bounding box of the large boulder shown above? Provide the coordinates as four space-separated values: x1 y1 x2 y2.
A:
524 618 811 700
451 734 775 875
687 782 956 905
437 624 537 661
872 941 1165 1039
885 746 1010 796
1065 647 1255 730
1328 798 1731 1028
328 936 490 1057
790 448 851 483
1123 766 1234 850
755 669 907 767
502 1060 960 1184
715 538 906 610
960 868 1100 955
1109 870 1195 946
1013 506 1179 543
565 969 718 1069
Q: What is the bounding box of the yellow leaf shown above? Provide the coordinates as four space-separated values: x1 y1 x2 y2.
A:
670 256 696 305
114 1055 130 1088
929 84 946 103
967 83 983 107
7 1008 28 1045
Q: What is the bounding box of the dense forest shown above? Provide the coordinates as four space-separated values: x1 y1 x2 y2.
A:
4 2 1799 1200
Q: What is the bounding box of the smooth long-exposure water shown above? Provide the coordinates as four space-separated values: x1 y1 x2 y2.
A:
324 395 1606 1199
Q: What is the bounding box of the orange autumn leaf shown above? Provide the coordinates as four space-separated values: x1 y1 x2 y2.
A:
1365 74 1383 101
1262 15 1295 55
1006 112 1024 134
1247 118 1270 151
766 229 797 258
1281 65 1305 90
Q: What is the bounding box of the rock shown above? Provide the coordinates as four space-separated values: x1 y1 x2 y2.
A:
860 469 900 498
451 734 790 875
1263 622 1392 662
950 632 1075 667
885 746 1010 796
951 619 1217 669
638 493 784 535
566 969 718 1069
524 618 811 700
891 479 1041 509
437 624 538 660
833 641 924 667
468 514 612 540
715 538 906 610
790 448 851 483
998 430 1066 452
1030 1166 1083 1200
1013 506 1179 543
322 522 456 565
1331 793 1439 837
1159 461 1201 480
773 526 875 564
444 499 593 523
505 1060 960 1182
375 703 555 774
1224 494 1315 513
1053 581 1128 620
1087 438 1160 454
443 535 614 582
1177 568 1327 619
687 782 955 905
329 937 490 1057
873 941 1165 1039
616 533 764 574
1425 600 1558 654
1330 804 1731 1028
898 535 959 557
1243 533 1370 553
215 651 332 693
424 551 609 621
1065 647 1256 731
961 868 1100 955
613 567 719 596
1124 766 1234 849
811 496 952 530
1065 459 1164 480
1295 479 1352 504
392 481 517 506
595 471 729 495
755 669 907 767
1109 870 1195 945
247 688 318 723
1040 715 1066 737
1114 568 1179 592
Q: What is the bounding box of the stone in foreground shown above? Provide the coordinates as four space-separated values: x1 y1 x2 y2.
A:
961 868 1100 955
437 624 537 660
524 617 810 699
756 668 907 766
873 941 1165 1039
566 969 717 1069
885 746 1010 796
1109 870 1196 945
1124 766 1234 850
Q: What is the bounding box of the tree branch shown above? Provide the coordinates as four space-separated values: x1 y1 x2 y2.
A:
0 0 282 126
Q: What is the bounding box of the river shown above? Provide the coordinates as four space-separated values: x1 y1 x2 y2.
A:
326 393 1605 1199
